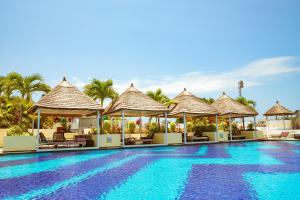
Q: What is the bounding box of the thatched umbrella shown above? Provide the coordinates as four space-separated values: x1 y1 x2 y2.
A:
29 77 103 149
264 101 294 134
103 83 169 146
211 92 258 140
169 88 218 143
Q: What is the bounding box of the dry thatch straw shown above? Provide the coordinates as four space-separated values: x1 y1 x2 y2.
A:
168 88 218 117
264 101 294 116
211 92 258 118
103 83 169 117
28 77 103 117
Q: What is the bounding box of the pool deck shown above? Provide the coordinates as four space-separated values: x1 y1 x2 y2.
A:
1 138 300 155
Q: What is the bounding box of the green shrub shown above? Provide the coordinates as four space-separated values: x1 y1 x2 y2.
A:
60 118 68 132
206 124 216 132
187 122 193 132
247 123 254 131
193 125 206 137
103 120 111 134
148 122 160 134
192 124 216 137
128 121 136 134
170 122 176 132
7 125 31 136
160 124 170 133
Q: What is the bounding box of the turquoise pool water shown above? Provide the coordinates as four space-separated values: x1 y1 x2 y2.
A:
0 141 299 200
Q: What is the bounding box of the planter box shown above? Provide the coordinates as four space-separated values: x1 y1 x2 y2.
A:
0 129 8 148
92 134 121 148
153 133 182 144
3 136 36 152
217 132 229 142
240 131 265 139
202 132 217 141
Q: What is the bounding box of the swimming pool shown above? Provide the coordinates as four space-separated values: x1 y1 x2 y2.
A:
0 141 299 200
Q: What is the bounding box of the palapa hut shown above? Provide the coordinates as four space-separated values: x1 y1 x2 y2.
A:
169 88 218 143
103 83 169 146
264 101 294 135
211 92 258 140
29 77 103 150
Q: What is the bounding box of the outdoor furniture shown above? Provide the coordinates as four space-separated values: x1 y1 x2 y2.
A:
39 132 53 145
187 132 209 142
53 132 87 148
187 134 209 142
125 137 136 145
231 135 246 140
294 134 300 139
231 129 246 140
140 132 155 144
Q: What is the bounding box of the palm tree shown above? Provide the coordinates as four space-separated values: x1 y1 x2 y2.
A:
199 97 215 104
236 96 257 130
6 72 51 101
84 79 118 106
236 96 256 108
4 72 50 123
146 88 170 105
146 88 172 126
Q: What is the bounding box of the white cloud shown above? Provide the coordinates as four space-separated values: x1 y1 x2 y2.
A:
70 56 300 99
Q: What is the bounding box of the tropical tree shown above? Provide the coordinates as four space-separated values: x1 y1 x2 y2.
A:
146 88 173 125
199 97 215 104
235 96 256 108
146 88 171 106
5 72 51 101
84 79 118 106
1 72 50 124
236 96 257 130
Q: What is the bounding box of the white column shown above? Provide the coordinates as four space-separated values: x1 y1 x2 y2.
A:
183 112 187 144
283 116 286 130
266 116 269 138
122 110 125 146
97 111 100 148
229 114 232 141
32 116 34 135
165 112 168 145
36 109 41 151
215 114 219 142
253 116 257 139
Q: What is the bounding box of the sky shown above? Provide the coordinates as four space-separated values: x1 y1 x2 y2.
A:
0 0 300 120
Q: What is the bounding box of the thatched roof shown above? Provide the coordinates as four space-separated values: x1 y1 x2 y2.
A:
168 88 217 117
28 77 103 117
211 92 258 118
264 101 294 116
103 83 169 117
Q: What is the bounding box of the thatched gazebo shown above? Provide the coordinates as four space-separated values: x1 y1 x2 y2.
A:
211 92 258 140
264 101 294 135
103 83 169 146
169 88 218 143
29 77 103 150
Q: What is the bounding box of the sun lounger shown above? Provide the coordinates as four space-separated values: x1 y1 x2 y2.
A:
139 132 155 144
39 132 53 145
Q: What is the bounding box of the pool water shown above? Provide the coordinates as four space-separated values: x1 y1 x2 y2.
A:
0 141 300 200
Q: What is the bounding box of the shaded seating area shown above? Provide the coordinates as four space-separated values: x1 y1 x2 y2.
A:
28 77 103 151
103 83 169 146
212 92 258 141
168 88 218 144
264 101 295 139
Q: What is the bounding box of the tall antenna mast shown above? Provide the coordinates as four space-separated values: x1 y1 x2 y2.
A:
238 80 244 97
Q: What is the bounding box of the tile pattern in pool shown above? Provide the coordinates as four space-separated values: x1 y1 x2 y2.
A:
0 141 299 200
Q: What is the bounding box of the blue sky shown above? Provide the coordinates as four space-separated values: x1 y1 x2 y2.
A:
0 0 300 119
